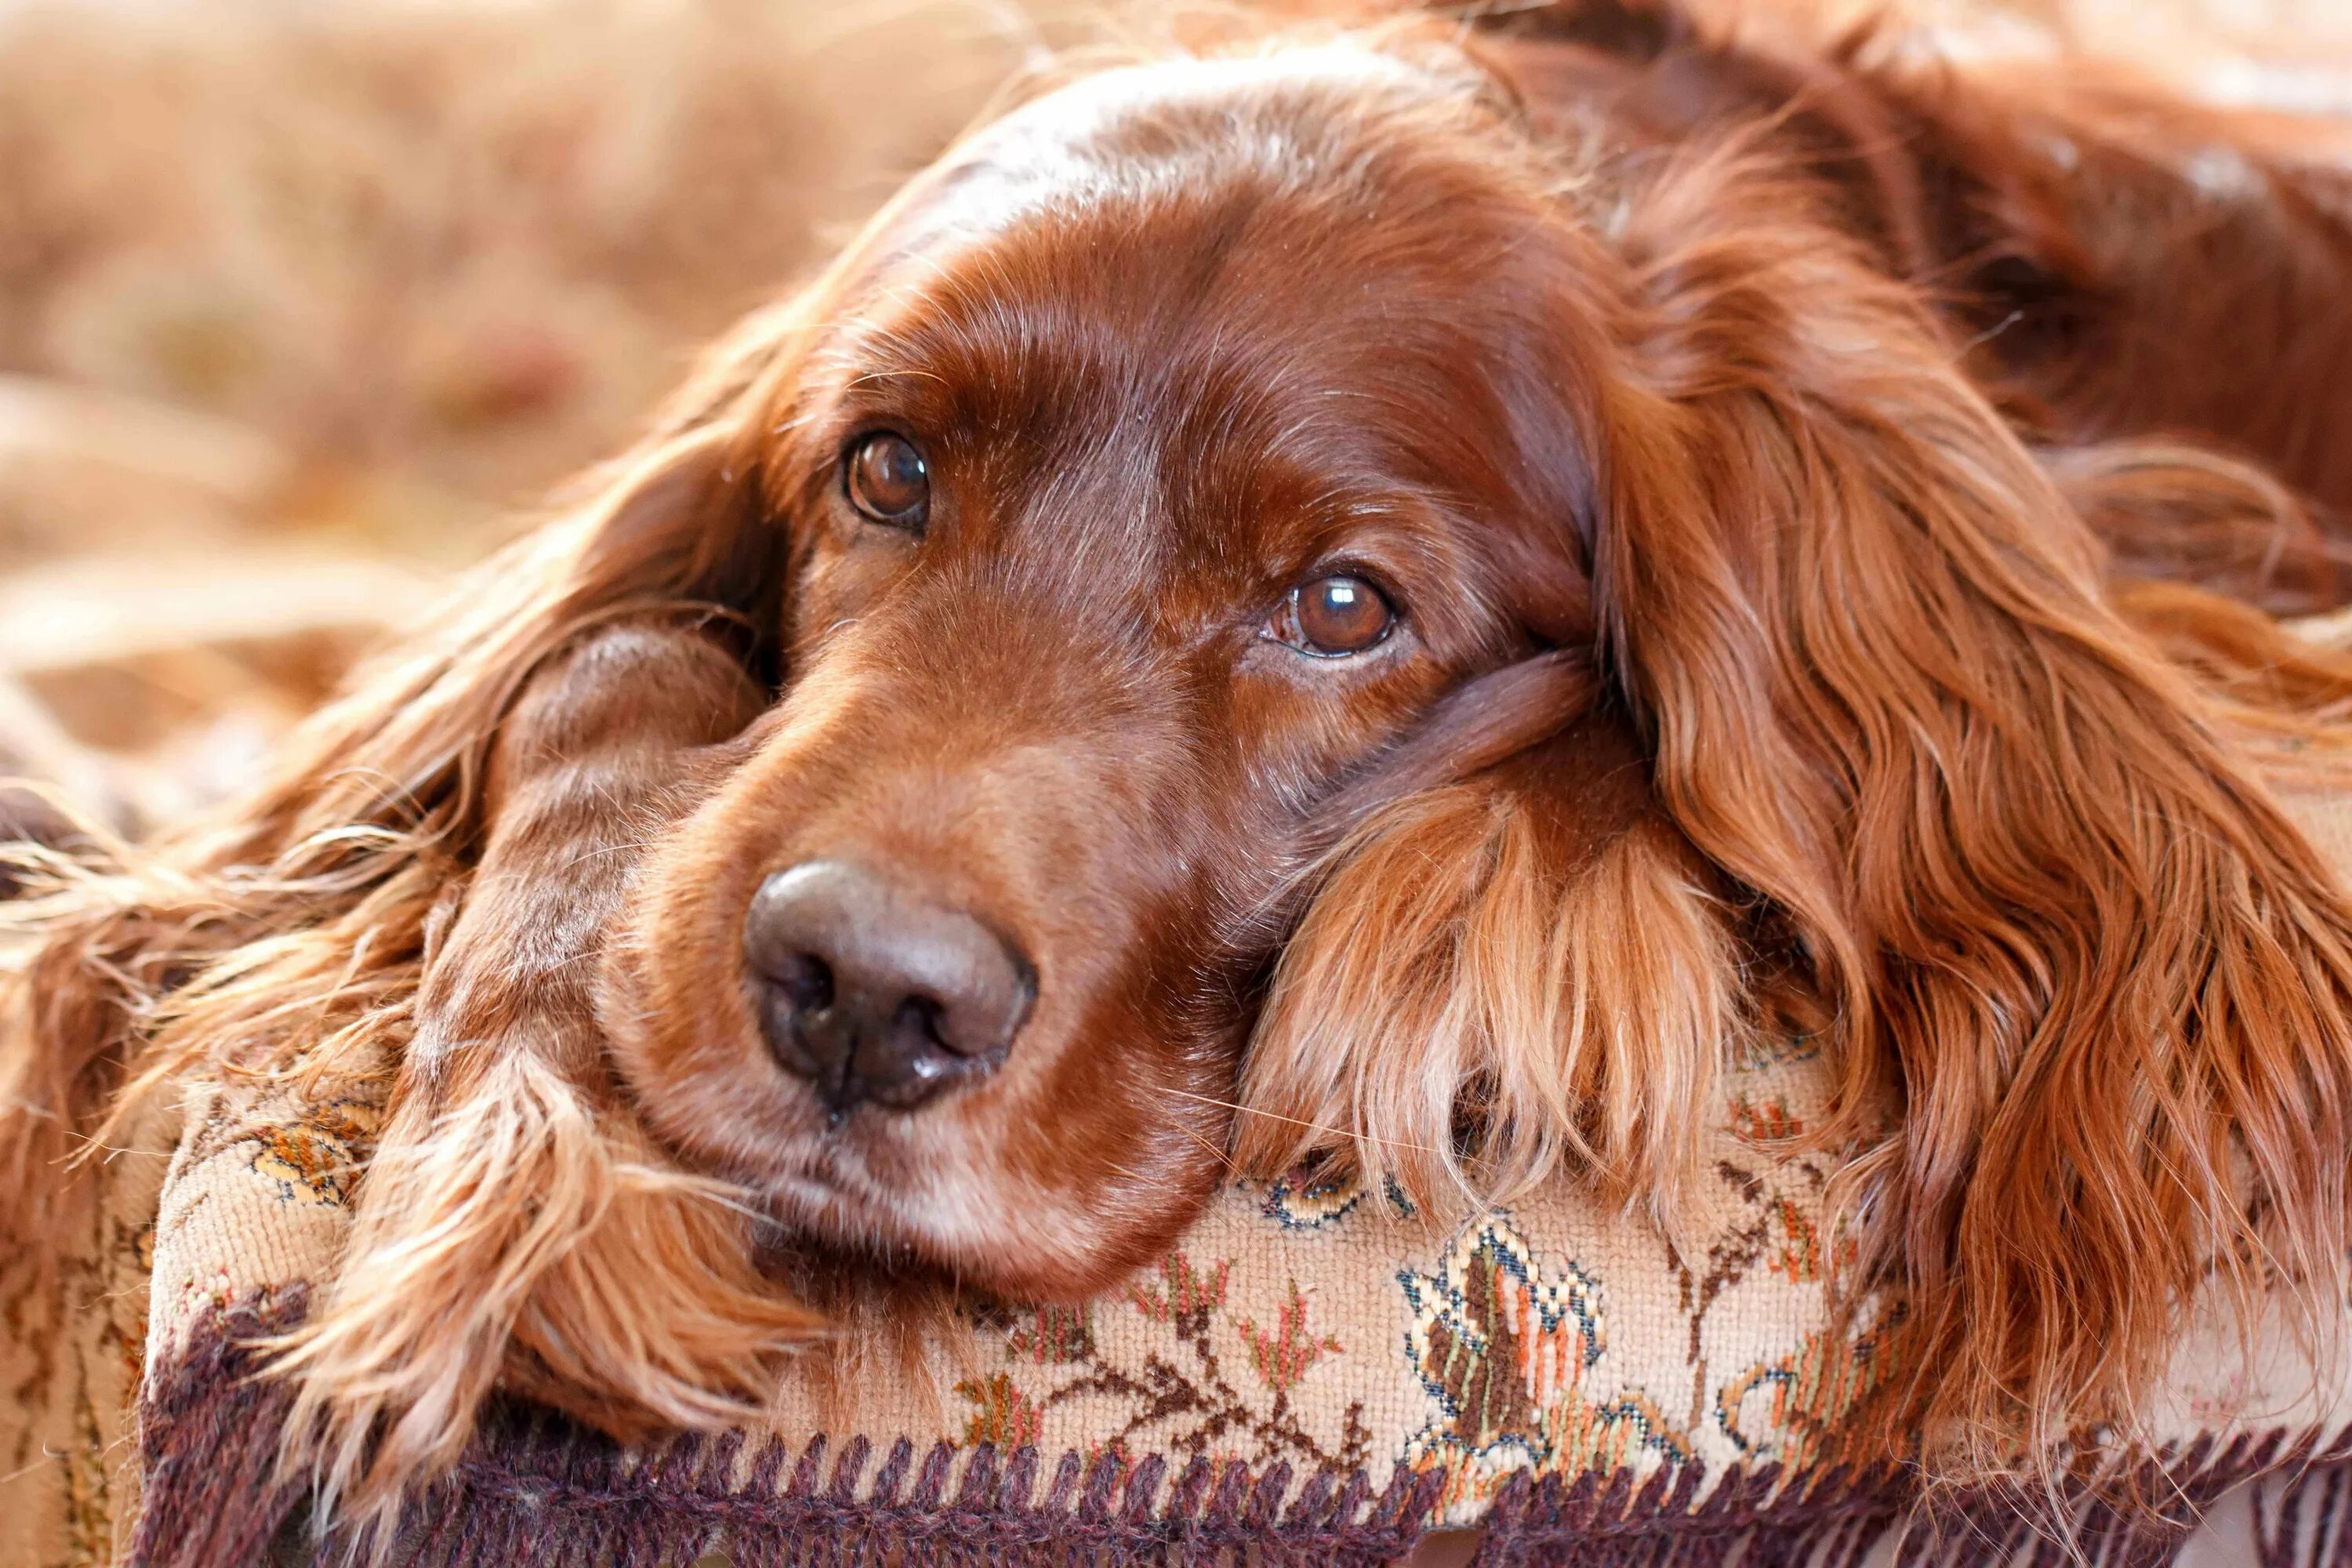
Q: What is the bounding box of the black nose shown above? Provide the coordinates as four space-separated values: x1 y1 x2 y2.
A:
743 860 1033 1116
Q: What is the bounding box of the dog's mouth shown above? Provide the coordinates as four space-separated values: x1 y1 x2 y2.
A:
732 1146 938 1288
736 1116 1038 1288
761 1134 888 1213
751 1139 944 1272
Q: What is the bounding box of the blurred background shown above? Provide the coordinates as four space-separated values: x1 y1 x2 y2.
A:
0 0 2347 831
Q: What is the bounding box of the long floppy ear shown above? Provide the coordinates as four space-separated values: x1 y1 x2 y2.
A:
1247 136 2352 1473
265 619 819 1547
0 385 811 1550
0 90 967 1263
0 424 759 1201
0 329 835 1534
1240 699 1750 1232
0 285 808 1200
1586 145 2352 1467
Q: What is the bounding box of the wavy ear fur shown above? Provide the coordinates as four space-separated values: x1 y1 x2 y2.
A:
0 142 1014 1534
268 620 819 1549
1597 144 2352 1467
0 302 822 1548
0 416 766 1210
1240 704 1748 1235
1248 136 2352 1475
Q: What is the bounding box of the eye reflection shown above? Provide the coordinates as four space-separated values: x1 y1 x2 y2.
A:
844 432 929 524
1267 573 1396 657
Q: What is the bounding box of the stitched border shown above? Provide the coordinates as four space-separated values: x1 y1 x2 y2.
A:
126 1291 2352 1568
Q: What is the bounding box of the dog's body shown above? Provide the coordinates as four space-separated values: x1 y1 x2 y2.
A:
12 0 2352 1544
1490 7 2352 527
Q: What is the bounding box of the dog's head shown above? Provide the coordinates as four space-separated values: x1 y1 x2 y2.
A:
523 38 2347 1461
597 49 1622 1298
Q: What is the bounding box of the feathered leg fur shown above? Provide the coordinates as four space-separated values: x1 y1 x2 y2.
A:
270 619 819 1545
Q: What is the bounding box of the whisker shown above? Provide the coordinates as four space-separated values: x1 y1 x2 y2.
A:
1168 1120 1240 1175
550 839 665 873
1159 1086 1449 1157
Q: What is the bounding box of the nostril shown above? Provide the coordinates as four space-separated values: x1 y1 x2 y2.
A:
893 993 981 1064
770 952 834 1014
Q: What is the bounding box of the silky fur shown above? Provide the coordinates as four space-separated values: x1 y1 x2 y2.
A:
7 0 2352 1547
1249 129 2352 1479
263 619 826 1544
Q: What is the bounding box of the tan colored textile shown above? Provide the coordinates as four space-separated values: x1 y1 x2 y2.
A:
9 792 2352 1564
0 1092 174 1568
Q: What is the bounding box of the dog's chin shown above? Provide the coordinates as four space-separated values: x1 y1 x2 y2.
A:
635 1087 1156 1304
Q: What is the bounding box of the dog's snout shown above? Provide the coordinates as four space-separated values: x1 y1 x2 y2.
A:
744 860 1033 1115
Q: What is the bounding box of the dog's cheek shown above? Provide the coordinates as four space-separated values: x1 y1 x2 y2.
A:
1062 1087 1232 1292
906 1126 1223 1301
972 1018 1234 1297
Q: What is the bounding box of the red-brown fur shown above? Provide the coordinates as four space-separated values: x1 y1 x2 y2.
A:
270 609 826 1519
11 0 2352 1541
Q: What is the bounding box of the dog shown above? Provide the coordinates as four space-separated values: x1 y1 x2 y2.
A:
11 0 2352 1541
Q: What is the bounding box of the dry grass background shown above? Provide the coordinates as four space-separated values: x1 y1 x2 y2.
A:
0 0 2346 826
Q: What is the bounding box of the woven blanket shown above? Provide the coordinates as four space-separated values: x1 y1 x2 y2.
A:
13 788 2352 1566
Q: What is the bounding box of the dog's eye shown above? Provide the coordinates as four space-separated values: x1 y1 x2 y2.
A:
844 432 929 524
1267 574 1395 657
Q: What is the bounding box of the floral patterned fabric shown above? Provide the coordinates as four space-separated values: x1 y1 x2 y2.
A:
0 1091 173 1568
8 786 2352 1564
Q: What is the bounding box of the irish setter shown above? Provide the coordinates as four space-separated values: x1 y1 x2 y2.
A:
11 0 2352 1543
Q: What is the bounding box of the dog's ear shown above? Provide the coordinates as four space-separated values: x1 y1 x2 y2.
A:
1584 147 2352 1464
239 394 779 874
1240 700 1747 1231
0 298 814 1254
1250 140 2352 1470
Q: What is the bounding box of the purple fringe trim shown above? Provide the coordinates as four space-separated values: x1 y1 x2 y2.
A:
399 1421 1443 1567
125 1292 2352 1568
129 1286 310 1568
1468 1433 2352 1567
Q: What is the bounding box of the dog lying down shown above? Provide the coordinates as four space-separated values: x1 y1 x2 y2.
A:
11 0 2352 1547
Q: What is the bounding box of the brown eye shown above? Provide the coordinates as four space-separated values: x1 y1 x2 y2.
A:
844 431 928 524
1269 573 1396 657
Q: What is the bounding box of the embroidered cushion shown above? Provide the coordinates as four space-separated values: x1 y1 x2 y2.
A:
9 792 2352 1567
